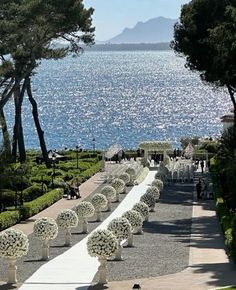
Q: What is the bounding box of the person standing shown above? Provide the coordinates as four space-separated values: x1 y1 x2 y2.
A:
196 179 202 200
200 160 204 173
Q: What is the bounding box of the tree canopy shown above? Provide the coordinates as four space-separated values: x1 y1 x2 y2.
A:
172 0 236 116
0 0 94 164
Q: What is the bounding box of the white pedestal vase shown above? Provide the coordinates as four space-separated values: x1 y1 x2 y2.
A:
65 228 71 247
42 240 49 261
107 200 111 211
127 233 134 247
115 192 120 202
7 258 17 284
98 257 108 284
82 218 88 234
135 226 143 235
96 209 102 222
114 243 123 261
150 204 155 212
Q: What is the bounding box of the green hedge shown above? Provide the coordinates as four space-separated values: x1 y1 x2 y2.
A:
20 188 63 220
0 210 21 231
78 161 103 182
215 194 235 258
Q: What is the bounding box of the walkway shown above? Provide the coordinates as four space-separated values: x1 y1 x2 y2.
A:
100 169 236 290
10 163 119 235
1 163 235 290
17 171 156 290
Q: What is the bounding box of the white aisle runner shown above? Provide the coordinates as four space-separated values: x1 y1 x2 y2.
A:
19 171 156 290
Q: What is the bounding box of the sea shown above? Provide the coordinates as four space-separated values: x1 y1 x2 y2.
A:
3 50 231 151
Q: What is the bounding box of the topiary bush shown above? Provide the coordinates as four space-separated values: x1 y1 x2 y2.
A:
0 210 21 231
2 189 16 208
20 189 63 220
23 184 47 201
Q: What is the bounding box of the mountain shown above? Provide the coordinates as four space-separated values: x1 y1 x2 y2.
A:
106 17 177 44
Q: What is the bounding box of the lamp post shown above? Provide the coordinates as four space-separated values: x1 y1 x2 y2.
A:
51 153 56 188
92 138 96 151
76 145 79 169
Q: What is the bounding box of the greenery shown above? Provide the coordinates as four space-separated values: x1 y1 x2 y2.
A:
20 189 63 220
180 136 199 149
211 127 236 260
0 0 95 164
172 0 236 130
0 210 21 231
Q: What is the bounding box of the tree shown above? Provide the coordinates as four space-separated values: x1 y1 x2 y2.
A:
0 0 94 164
172 0 236 127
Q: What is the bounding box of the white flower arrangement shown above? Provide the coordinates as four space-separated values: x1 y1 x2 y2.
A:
107 217 132 241
91 193 108 210
125 167 136 178
134 167 149 185
0 229 29 258
140 193 155 208
152 179 164 190
132 202 149 221
119 172 130 185
111 178 125 194
56 209 78 229
146 186 160 201
101 185 116 201
122 210 143 229
34 217 58 241
87 229 118 258
163 154 171 167
74 201 95 219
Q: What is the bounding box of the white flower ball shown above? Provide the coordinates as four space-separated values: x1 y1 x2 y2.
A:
107 217 132 241
126 167 136 177
34 217 58 241
111 178 125 194
146 186 160 200
152 179 164 190
122 210 143 228
0 229 29 258
87 229 118 258
91 193 108 210
75 201 95 218
101 185 116 200
140 193 155 208
56 209 78 229
119 172 130 185
132 202 149 220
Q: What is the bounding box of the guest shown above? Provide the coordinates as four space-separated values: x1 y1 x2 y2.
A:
196 179 202 200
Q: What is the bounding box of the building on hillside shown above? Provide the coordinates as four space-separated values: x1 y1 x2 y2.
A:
220 108 234 132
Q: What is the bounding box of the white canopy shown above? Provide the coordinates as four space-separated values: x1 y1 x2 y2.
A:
105 143 122 159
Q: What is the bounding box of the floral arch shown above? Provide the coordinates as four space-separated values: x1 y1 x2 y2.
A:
139 141 172 160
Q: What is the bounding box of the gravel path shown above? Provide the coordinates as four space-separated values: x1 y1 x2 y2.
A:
93 182 193 282
0 184 131 284
0 180 193 285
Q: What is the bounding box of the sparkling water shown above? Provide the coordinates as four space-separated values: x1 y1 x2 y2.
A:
3 50 230 150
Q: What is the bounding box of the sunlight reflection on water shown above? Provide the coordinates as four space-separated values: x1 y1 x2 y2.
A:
4 51 230 150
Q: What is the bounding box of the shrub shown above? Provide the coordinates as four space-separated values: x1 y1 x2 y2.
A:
2 189 16 207
20 189 63 220
0 210 21 231
30 175 52 186
79 161 103 181
23 184 48 201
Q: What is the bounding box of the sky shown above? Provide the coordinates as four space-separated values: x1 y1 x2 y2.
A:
84 0 189 41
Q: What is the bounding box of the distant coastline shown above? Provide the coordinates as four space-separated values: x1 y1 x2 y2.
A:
83 42 171 52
